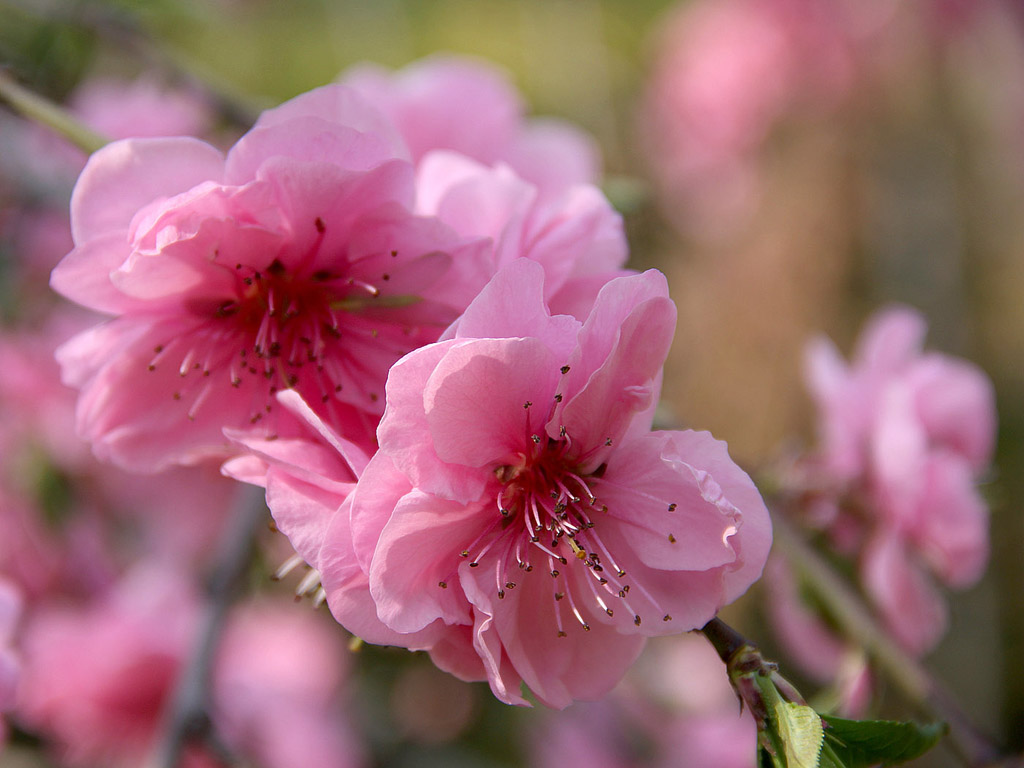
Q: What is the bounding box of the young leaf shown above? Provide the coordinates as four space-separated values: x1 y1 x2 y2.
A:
821 715 946 767
776 701 825 768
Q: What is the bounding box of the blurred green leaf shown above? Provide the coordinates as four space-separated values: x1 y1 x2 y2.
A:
820 715 946 768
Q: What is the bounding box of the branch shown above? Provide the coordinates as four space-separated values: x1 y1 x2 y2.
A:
145 484 266 768
0 69 108 153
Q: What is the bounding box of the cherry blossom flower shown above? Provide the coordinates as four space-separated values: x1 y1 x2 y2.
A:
802 306 996 653
51 84 489 471
339 55 600 198
52 74 628 472
329 261 772 707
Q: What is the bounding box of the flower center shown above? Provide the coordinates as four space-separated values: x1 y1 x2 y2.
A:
443 420 674 637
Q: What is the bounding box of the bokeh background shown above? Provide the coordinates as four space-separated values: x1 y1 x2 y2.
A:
2 0 1023 766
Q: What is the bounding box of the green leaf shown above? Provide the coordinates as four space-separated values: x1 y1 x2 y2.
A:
775 701 824 768
821 715 947 767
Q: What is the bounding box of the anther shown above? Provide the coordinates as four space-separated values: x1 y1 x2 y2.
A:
523 401 532 409
668 503 677 511
663 615 672 622
634 615 642 626
560 365 570 374
668 534 677 543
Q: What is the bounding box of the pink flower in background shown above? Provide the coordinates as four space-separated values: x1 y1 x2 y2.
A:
803 306 996 653
641 0 855 238
339 55 600 198
17 568 201 767
334 261 771 707
16 567 362 768
0 579 22 750
214 601 363 768
51 83 489 471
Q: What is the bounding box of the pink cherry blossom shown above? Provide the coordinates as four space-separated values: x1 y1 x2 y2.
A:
51 84 490 471
802 306 995 653
339 55 600 198
329 261 772 707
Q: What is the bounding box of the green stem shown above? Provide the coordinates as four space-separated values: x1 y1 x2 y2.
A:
0 69 108 153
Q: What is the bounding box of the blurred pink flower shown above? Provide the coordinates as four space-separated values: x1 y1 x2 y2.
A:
0 579 22 750
803 306 996 653
640 0 855 238
339 55 600 198
17 567 362 768
17 567 201 767
334 261 771 707
214 600 363 768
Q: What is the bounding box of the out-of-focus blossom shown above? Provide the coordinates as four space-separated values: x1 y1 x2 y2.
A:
0 579 22 750
640 0 855 239
305 261 771 707
339 55 600 198
801 306 996 653
16 567 202 768
214 601 363 768
16 567 361 768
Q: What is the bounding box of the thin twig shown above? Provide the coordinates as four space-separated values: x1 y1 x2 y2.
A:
0 69 108 153
145 484 266 768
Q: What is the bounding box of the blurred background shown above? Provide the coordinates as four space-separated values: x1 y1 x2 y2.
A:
1 0 1023 766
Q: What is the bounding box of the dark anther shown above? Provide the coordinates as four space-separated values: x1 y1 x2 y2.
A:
634 615 642 626
560 365 571 374
439 581 447 589
668 503 677 511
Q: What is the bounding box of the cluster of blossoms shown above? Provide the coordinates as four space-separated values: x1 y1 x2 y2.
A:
46 54 773 709
0 75 364 767
798 307 995 655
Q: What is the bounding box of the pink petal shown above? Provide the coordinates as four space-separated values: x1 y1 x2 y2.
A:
910 355 996 471
50 233 137 314
70 137 224 244
556 272 676 463
664 430 772 603
914 453 988 588
595 433 740 572
861 531 947 654
444 259 581 362
424 337 560 470
461 563 645 708
369 490 480 632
